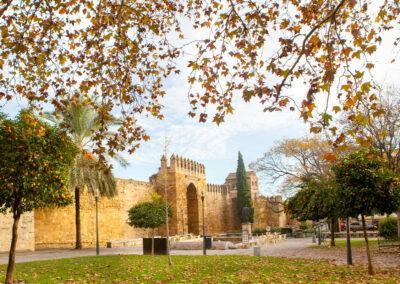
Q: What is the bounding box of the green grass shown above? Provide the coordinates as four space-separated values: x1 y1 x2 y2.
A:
1 255 400 283
310 238 378 249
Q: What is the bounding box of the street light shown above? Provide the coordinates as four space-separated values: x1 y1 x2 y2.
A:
201 191 206 255
95 189 99 256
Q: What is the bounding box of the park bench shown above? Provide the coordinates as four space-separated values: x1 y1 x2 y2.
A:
377 237 400 252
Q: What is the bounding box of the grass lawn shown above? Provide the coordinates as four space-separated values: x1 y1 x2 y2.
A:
1 255 400 283
310 238 378 249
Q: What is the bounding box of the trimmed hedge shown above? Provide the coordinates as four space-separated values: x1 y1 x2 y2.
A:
252 228 267 235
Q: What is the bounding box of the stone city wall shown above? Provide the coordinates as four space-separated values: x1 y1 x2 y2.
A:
205 184 230 234
34 179 154 249
0 212 35 252
253 196 287 229
0 155 289 251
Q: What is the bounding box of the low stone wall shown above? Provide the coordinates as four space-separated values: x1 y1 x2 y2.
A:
0 212 35 252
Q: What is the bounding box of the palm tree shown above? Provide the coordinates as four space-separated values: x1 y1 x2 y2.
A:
44 100 128 249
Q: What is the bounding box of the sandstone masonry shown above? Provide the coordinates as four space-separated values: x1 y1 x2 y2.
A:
0 154 287 251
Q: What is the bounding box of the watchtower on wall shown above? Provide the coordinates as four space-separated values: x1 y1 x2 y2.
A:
151 154 207 236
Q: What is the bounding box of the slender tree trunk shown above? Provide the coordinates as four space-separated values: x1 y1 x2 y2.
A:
75 186 82 249
361 215 374 275
397 212 400 239
330 218 336 247
152 228 155 256
5 212 21 284
345 217 353 265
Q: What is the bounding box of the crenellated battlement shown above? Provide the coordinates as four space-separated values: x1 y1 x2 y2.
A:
168 154 205 176
206 183 228 195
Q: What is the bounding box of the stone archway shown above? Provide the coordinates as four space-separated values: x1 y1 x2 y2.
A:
186 183 199 235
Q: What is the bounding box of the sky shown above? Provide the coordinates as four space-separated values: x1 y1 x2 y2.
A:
2 12 400 197
113 78 309 194
109 25 400 196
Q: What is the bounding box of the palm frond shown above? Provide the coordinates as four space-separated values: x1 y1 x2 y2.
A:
48 99 125 198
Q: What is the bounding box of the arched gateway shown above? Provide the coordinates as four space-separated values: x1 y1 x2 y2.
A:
153 154 206 236
186 183 200 235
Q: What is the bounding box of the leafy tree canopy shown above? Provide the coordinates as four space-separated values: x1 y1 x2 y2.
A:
2 1 400 153
286 179 341 221
187 0 400 137
0 110 77 215
0 1 184 158
127 200 173 230
333 149 400 218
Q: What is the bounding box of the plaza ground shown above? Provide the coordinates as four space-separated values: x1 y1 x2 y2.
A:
1 238 399 267
1 238 399 283
1 254 400 283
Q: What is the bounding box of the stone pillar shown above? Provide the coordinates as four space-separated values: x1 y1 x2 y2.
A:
241 223 252 244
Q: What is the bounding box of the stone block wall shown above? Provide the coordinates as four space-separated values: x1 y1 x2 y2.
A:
34 179 154 249
253 196 287 229
205 184 228 234
1 155 289 252
154 155 207 236
0 212 35 252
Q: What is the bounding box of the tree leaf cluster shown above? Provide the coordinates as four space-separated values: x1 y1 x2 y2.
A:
333 149 400 218
127 200 173 230
0 110 77 215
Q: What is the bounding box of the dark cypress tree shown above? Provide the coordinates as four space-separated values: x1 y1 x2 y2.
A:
236 151 254 223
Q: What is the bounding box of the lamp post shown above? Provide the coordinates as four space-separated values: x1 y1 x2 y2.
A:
95 189 99 256
201 191 206 255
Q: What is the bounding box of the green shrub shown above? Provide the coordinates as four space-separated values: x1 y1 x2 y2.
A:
269 227 281 233
280 227 293 236
299 221 308 231
378 216 398 239
252 228 267 235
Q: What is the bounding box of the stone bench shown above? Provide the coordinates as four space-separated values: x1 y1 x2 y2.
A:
170 240 234 250
106 239 142 248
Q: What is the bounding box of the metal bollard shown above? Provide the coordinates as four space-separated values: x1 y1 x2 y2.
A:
253 246 261 257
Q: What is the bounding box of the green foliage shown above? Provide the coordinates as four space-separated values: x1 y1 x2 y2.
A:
0 110 77 215
299 221 308 231
286 179 340 222
127 201 172 229
45 101 124 198
270 227 281 234
333 149 400 218
280 227 293 236
378 216 398 239
236 152 254 223
252 228 267 235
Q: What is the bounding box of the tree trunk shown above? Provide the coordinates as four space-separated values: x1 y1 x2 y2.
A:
397 212 400 239
345 217 353 265
330 218 336 247
75 186 82 249
151 228 155 256
5 212 21 284
361 215 374 275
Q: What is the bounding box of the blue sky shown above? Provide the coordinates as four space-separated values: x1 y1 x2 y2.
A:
111 71 309 195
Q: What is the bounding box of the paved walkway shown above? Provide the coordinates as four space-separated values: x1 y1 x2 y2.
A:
1 238 399 268
0 238 310 265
